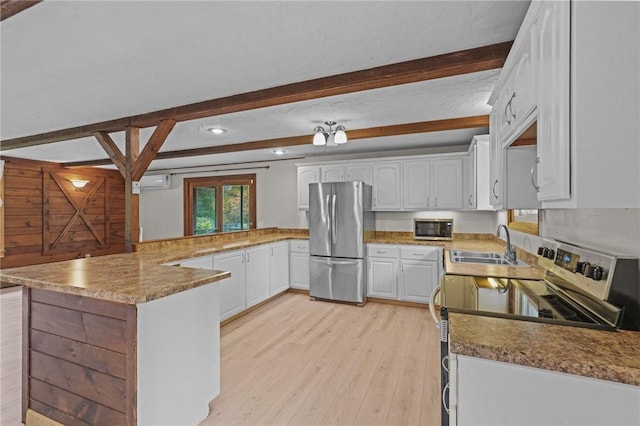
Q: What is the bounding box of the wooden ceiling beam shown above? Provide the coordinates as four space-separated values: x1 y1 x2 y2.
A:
1 0 42 21
94 131 126 177
63 115 489 168
131 119 176 180
1 42 510 150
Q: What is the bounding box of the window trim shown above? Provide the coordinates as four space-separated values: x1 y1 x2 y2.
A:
507 209 539 236
183 174 257 236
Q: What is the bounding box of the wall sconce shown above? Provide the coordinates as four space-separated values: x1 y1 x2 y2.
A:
69 179 89 188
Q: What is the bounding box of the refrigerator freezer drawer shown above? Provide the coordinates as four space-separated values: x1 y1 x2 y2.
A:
309 256 365 304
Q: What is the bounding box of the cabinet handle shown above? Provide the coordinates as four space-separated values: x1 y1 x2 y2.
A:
247 252 251 263
270 247 274 256
504 101 511 125
509 92 517 120
376 251 387 255
242 253 245 264
435 197 438 208
468 193 473 206
442 383 450 415
530 157 540 192
492 179 499 199
413 253 425 257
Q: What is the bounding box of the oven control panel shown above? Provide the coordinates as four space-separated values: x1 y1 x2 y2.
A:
554 248 579 272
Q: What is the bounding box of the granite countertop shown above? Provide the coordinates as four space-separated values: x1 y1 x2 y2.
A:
0 253 230 304
449 312 640 386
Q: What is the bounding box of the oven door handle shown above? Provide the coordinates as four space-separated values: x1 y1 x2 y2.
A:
429 284 441 329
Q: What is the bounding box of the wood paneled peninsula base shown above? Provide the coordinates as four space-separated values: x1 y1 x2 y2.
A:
2 254 229 425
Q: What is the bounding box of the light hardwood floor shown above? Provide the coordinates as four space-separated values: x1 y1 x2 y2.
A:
202 292 442 426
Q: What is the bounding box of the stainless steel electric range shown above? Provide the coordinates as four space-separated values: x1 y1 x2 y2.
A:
434 238 639 426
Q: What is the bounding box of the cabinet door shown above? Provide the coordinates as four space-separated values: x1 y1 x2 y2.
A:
367 257 398 299
180 255 213 269
462 152 476 210
474 136 494 211
269 242 289 295
289 251 310 289
534 0 570 201
245 246 270 308
512 32 536 126
433 158 463 209
346 164 372 185
214 250 246 321
402 159 431 210
372 162 402 210
399 259 439 303
321 165 345 183
489 109 504 208
297 166 320 210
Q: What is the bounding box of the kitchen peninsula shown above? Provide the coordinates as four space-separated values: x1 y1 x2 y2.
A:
1 253 230 426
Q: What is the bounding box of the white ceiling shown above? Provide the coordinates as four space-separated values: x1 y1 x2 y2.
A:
0 1 530 171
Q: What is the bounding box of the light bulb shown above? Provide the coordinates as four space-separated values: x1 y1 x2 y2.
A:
334 127 347 144
313 127 326 145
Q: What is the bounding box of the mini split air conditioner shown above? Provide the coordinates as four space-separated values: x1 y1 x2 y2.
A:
139 174 171 190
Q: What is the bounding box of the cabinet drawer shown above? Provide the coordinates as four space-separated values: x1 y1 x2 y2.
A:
367 245 400 259
289 240 309 253
399 246 441 261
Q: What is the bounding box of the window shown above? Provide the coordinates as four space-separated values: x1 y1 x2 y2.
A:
184 174 256 236
508 209 539 236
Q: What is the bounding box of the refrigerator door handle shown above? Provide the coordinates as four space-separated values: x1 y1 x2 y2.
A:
331 194 337 245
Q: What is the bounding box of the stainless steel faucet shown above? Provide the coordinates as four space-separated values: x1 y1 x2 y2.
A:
496 224 517 262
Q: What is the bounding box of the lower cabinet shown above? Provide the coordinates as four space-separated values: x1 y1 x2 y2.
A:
289 240 310 290
244 246 270 308
175 242 294 322
452 354 640 426
213 250 246 321
269 241 290 295
399 259 438 303
367 244 442 303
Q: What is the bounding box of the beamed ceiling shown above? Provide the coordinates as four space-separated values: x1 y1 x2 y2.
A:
0 1 531 172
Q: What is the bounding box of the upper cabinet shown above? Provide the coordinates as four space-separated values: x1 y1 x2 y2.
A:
464 135 494 211
297 153 469 212
372 162 402 210
297 166 320 210
532 0 570 202
489 0 640 208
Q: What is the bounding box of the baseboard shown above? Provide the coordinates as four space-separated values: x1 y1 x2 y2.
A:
220 289 290 327
366 297 428 309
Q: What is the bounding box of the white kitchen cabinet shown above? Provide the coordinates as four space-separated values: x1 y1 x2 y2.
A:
402 157 463 210
269 241 290 295
366 244 400 299
463 135 493 211
321 165 345 183
399 246 442 303
489 110 504 208
533 0 570 202
366 244 442 304
432 158 463 209
504 145 541 209
180 255 213 269
372 162 402 210
402 159 431 210
289 240 310 290
511 31 536 129
453 354 640 426
244 245 270 308
346 164 372 184
297 166 320 209
213 250 246 321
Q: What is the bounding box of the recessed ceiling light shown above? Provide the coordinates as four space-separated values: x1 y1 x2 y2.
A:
205 126 227 135
272 149 286 155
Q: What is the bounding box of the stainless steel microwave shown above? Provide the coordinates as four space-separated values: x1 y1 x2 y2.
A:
413 218 453 240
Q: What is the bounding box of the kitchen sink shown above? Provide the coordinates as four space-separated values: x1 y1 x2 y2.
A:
449 250 529 267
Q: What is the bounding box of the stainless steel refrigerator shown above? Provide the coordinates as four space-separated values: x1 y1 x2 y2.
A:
309 181 374 305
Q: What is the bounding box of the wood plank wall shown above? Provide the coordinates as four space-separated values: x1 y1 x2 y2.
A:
23 288 137 425
0 156 125 268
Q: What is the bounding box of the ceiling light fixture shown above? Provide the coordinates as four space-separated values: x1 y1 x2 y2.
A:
69 179 89 188
272 149 286 155
205 126 227 135
313 121 347 147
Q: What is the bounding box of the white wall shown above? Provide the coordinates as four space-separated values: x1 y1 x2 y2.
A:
140 145 503 240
